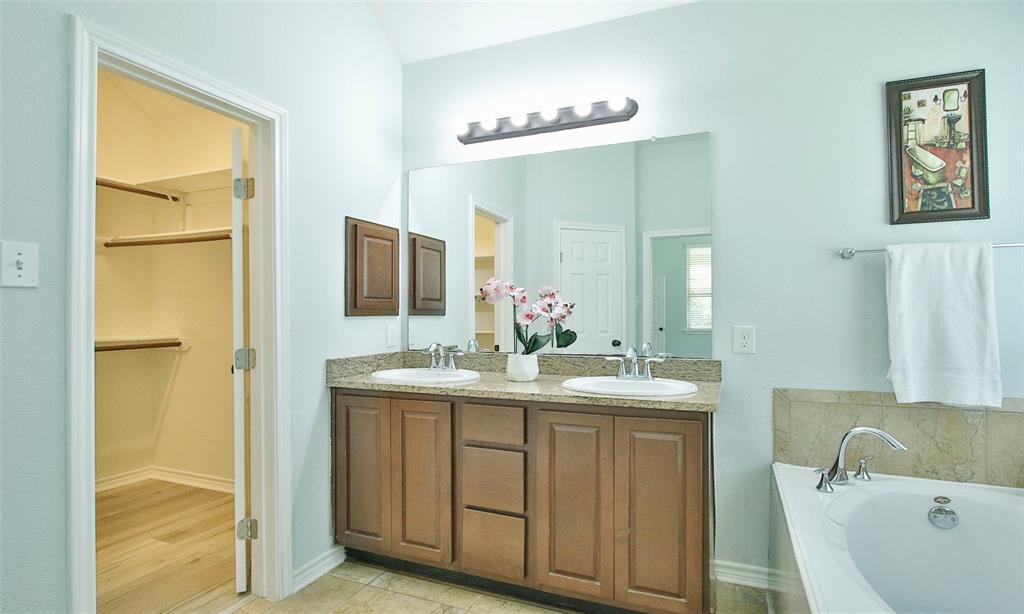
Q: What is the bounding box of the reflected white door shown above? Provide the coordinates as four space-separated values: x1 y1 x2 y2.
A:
652 274 667 353
557 226 624 354
231 128 248 593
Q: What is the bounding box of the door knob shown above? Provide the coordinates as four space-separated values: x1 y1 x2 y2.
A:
611 339 622 347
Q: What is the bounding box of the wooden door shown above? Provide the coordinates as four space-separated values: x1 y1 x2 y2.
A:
391 399 452 564
557 226 624 354
334 394 391 552
614 417 704 613
534 411 614 599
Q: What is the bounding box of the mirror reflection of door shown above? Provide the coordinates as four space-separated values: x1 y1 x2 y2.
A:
473 213 498 350
651 235 711 358
557 225 624 354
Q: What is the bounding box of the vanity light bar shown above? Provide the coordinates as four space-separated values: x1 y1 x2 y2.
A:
457 98 639 144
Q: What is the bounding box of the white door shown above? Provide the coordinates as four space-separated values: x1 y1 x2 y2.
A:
652 274 667 353
231 128 248 593
557 226 624 354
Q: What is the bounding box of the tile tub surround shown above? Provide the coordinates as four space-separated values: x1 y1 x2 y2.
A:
328 371 720 412
326 350 721 382
774 388 1024 488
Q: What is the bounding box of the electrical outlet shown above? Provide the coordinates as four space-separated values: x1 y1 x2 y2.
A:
733 325 756 354
385 323 398 348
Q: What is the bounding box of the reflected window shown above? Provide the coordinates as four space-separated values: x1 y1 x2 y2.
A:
686 245 712 331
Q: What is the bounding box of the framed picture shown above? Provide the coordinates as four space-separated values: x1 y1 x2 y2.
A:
886 69 989 224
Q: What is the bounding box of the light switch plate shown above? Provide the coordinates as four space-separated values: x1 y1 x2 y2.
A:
733 325 756 354
1 241 39 287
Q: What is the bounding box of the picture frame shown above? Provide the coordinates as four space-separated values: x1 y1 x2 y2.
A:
885 69 989 224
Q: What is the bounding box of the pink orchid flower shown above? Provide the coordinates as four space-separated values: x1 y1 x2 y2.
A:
479 277 509 304
516 310 538 327
537 286 561 302
511 286 528 306
531 300 552 317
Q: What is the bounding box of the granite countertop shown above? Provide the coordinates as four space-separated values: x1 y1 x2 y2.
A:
327 370 720 413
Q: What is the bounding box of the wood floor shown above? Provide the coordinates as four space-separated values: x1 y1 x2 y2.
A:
97 479 242 614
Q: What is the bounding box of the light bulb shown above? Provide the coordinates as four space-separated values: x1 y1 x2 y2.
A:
480 117 498 132
540 108 559 122
607 97 628 112
456 122 471 137
510 112 529 128
574 102 592 117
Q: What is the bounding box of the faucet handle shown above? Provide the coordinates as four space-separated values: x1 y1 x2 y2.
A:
445 351 465 371
642 356 666 379
605 356 627 378
814 468 835 493
854 456 874 481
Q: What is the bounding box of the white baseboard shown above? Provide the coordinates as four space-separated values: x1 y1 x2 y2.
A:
149 466 233 493
713 559 791 592
95 467 152 492
292 546 346 594
95 465 233 494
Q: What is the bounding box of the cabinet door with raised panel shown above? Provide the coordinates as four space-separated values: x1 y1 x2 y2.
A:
614 417 705 613
390 399 453 565
534 411 615 599
334 394 391 552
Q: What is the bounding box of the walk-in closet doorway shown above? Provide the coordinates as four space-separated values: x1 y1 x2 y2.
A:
68 18 292 612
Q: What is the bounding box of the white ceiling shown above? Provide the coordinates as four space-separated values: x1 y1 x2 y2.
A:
367 1 690 64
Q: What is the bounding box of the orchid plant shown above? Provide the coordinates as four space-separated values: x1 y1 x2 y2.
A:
479 278 577 355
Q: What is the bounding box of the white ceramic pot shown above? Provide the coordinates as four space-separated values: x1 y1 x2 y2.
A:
506 353 539 382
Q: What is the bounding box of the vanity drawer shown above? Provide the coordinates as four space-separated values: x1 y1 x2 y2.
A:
460 508 526 581
462 447 525 513
461 404 525 446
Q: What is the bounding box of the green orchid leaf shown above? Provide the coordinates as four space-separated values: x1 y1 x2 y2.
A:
555 324 577 348
523 332 552 355
515 322 528 348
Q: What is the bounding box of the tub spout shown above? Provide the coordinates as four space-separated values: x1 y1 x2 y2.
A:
827 427 907 485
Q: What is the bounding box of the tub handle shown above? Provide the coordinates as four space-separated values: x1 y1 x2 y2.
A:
854 456 874 481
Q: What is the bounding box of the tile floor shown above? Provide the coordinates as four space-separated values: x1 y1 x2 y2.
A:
238 560 771 614
238 561 564 613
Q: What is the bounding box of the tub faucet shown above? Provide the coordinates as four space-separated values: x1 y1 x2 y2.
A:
826 427 907 485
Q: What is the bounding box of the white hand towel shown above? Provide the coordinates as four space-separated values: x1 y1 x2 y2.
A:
885 242 1001 407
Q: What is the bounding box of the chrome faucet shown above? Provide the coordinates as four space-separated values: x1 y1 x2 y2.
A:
605 347 666 381
821 427 907 490
422 342 463 371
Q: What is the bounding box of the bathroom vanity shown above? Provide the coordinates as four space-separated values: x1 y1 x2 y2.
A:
328 354 719 614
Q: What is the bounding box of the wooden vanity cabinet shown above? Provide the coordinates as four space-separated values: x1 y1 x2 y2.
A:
333 393 452 565
333 390 709 614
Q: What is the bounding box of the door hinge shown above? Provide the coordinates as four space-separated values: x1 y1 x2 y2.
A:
234 347 256 371
559 252 564 263
233 177 255 200
236 517 258 540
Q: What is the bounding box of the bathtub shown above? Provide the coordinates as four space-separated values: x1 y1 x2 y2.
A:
770 462 1024 613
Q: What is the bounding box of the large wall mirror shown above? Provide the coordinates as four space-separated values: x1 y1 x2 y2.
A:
407 132 712 358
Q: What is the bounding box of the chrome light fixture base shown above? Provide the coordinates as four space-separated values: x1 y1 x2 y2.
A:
458 98 639 144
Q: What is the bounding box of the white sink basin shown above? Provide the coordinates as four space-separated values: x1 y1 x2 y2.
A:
561 376 697 397
370 368 480 386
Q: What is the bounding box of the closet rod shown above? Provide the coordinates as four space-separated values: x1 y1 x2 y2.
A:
103 227 232 248
95 340 183 352
97 177 181 202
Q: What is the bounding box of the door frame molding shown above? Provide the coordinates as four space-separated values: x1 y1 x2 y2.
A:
68 16 292 609
641 228 711 355
469 197 514 352
553 221 627 353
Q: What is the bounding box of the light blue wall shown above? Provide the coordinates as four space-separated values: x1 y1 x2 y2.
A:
652 234 713 358
402 1 1024 569
1 2 402 610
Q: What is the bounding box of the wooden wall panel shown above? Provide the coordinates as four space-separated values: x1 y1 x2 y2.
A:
345 217 399 316
409 232 446 315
